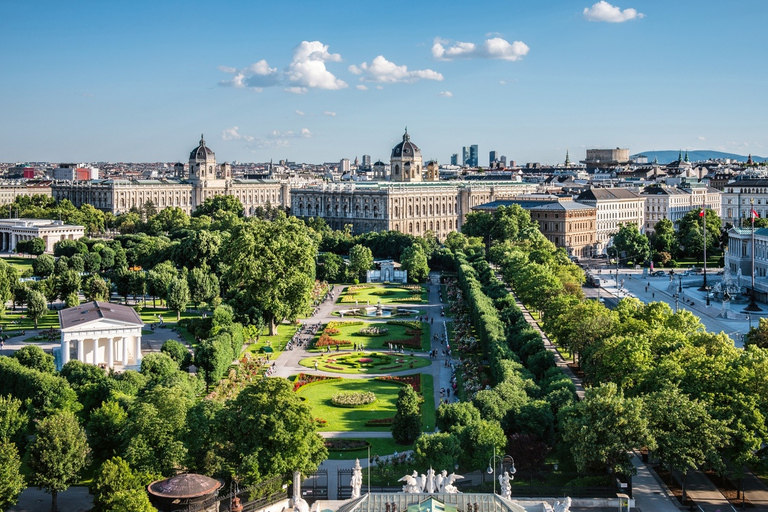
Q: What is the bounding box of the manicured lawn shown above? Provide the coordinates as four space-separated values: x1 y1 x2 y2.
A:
339 284 428 305
1 308 60 335
312 321 430 351
3 256 35 275
298 351 431 374
244 323 300 360
296 378 403 431
326 437 413 461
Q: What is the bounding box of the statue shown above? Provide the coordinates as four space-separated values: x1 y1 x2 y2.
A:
398 471 424 493
498 470 512 499
554 497 572 512
442 472 463 494
425 468 436 493
435 470 445 493
351 459 363 499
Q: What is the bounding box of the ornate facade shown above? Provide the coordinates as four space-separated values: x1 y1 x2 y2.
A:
51 136 288 216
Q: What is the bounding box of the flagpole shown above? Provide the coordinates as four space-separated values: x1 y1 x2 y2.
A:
746 198 762 312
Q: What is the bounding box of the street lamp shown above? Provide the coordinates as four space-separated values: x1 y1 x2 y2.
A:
487 447 515 497
678 275 683 294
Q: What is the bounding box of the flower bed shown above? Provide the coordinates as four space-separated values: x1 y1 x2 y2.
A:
324 439 370 451
359 326 388 336
388 334 422 349
326 320 364 329
324 327 341 336
293 372 341 392
331 391 377 407
358 358 374 363
365 417 394 427
376 374 421 393
316 334 352 347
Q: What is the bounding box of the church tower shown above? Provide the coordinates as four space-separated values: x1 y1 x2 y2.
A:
390 128 423 182
426 160 439 181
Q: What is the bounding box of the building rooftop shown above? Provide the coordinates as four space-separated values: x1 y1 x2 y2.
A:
59 301 143 330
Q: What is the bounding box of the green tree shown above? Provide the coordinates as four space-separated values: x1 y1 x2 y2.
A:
139 353 178 383
459 419 506 472
192 195 244 218
84 252 102 274
348 244 373 282
194 336 233 390
0 395 27 444
90 456 154 512
161 340 189 369
28 410 90 512
14 345 55 373
84 276 111 302
33 254 56 277
27 289 48 328
166 277 189 321
414 432 461 471
0 440 25 512
392 385 422 444
645 387 729 503
610 223 650 264
651 218 676 255
146 260 176 306
221 215 317 335
87 400 129 463
746 317 768 348
316 252 343 282
560 383 652 476
56 270 81 301
222 378 327 485
676 207 722 257
99 247 115 270
400 244 430 283
188 266 219 308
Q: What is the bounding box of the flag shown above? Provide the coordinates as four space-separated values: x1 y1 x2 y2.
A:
699 209 705 218
752 208 759 219
699 200 706 217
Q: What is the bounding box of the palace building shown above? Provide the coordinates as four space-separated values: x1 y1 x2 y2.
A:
290 130 538 238
51 135 288 216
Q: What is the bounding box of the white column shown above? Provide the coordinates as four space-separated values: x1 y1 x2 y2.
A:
135 336 142 366
107 338 114 368
76 339 84 362
121 336 128 365
92 339 98 365
10 234 15 252
60 339 70 366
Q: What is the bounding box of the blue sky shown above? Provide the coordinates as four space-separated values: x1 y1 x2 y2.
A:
2 0 767 166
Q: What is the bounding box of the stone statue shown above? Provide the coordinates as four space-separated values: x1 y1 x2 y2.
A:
425 468 436 493
554 497 572 512
435 470 445 493
291 471 309 512
398 471 424 493
351 459 363 499
498 470 512 499
443 472 463 494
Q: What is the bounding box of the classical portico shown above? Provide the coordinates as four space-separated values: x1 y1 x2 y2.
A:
58 301 144 370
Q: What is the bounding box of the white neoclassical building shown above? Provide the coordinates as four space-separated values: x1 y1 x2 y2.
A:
58 301 144 370
0 218 84 252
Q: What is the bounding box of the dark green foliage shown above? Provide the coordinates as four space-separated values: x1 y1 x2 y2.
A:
0 357 78 417
414 432 461 471
392 385 421 444
161 339 190 369
13 345 55 373
140 353 179 383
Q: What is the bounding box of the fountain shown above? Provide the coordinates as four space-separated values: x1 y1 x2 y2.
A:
376 299 383 316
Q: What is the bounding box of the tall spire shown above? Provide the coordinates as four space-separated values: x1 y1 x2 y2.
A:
678 149 682 162
684 150 689 162
564 149 570 167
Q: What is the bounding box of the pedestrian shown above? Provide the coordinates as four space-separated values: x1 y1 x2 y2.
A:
652 292 655 299
314 360 318 371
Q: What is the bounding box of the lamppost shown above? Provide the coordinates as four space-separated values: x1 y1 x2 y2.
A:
699 200 709 292
487 447 515 497
705 286 711 307
678 275 683 294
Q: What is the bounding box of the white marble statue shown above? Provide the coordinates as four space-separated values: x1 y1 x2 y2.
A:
398 471 424 493
425 468 436 493
435 470 445 493
351 459 363 499
498 470 512 500
443 472 463 494
553 496 572 512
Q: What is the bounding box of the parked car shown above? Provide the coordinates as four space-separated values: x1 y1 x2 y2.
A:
651 270 666 277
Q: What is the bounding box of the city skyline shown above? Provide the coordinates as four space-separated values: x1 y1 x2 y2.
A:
2 0 767 165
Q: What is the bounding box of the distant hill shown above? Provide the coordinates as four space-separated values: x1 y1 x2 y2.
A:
631 150 767 165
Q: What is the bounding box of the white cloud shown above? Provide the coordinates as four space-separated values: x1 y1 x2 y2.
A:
583 1 644 22
698 136 706 141
286 41 347 90
218 41 346 92
221 126 254 142
349 55 443 84
267 128 313 138
438 91 453 97
432 37 529 61
323 111 337 117
295 110 305 116
356 84 368 91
